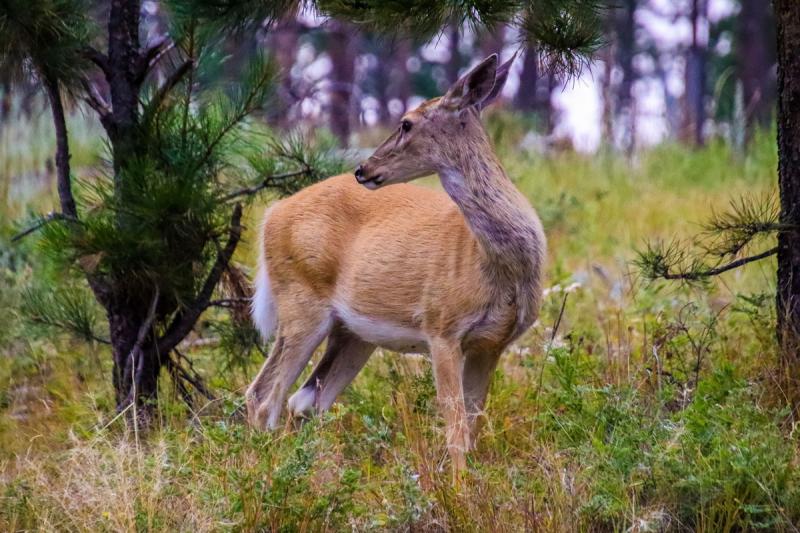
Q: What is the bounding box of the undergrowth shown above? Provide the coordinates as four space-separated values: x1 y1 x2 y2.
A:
1 113 796 531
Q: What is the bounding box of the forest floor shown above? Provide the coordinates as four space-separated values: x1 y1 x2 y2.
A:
1 109 797 531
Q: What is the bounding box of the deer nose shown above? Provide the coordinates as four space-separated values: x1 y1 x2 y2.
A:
354 165 365 183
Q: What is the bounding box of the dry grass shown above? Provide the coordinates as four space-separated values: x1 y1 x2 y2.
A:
2 114 796 531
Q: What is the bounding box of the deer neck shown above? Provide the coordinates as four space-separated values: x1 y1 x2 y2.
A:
438 144 545 295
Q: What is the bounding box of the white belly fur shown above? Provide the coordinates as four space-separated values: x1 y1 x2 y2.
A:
333 302 428 353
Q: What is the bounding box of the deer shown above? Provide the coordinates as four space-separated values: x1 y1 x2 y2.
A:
246 54 546 473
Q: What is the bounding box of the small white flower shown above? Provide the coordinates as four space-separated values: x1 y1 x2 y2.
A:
542 284 563 297
564 282 582 293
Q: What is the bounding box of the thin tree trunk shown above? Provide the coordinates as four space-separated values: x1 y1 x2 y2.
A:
327 21 355 146
269 20 299 128
775 0 800 364
738 0 776 141
683 0 707 147
387 39 411 119
447 25 461 85
615 0 636 153
515 43 540 112
42 76 77 218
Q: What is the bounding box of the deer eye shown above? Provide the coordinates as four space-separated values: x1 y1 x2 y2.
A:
400 120 412 133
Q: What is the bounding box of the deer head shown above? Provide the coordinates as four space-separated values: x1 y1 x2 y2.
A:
354 53 514 189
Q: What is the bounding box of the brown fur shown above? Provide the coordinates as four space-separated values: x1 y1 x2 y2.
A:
246 55 546 475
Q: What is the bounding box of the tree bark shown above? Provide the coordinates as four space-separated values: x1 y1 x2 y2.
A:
42 76 78 218
447 25 461 85
683 0 707 147
268 20 300 128
615 0 636 152
515 43 540 113
775 0 800 362
327 21 356 147
103 0 169 410
107 0 142 172
738 0 776 140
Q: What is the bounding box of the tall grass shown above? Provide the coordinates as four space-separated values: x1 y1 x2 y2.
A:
2 111 795 531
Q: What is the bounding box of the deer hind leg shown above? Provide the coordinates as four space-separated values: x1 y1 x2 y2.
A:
246 304 332 430
288 322 375 417
462 347 503 448
429 337 470 474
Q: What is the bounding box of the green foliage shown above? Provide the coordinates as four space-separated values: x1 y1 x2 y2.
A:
634 192 780 286
1 128 795 531
521 0 607 75
33 46 339 321
21 284 106 344
319 0 519 37
166 0 300 32
539 334 799 530
0 0 94 90
174 0 606 77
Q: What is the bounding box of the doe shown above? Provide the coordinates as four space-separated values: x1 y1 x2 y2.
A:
246 54 546 472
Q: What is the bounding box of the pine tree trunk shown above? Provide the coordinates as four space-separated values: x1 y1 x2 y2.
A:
42 76 77 218
615 0 636 152
447 25 461 85
327 21 355 146
269 20 299 128
387 39 412 119
107 0 142 173
515 44 540 113
775 0 800 364
738 0 776 140
683 0 707 147
104 0 166 411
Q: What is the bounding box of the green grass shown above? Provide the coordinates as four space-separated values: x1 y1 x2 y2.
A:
1 109 796 531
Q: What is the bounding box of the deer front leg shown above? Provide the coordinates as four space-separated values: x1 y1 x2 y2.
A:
429 337 470 475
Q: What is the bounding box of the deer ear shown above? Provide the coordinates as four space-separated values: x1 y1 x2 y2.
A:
477 52 516 111
442 54 498 110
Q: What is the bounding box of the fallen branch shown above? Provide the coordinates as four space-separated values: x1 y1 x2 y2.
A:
168 348 215 408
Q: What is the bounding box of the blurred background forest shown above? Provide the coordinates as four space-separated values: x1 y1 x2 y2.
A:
0 0 777 158
2 1 798 531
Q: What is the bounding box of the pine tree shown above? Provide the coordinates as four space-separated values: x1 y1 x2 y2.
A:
1 0 607 416
637 3 800 396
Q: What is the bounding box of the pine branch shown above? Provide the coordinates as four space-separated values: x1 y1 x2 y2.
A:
192 57 276 174
701 194 784 257
145 59 194 114
80 79 112 126
221 170 307 202
42 75 78 219
84 46 110 76
22 286 108 344
637 240 778 283
12 212 76 242
157 204 243 355
136 34 173 83
656 247 778 281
